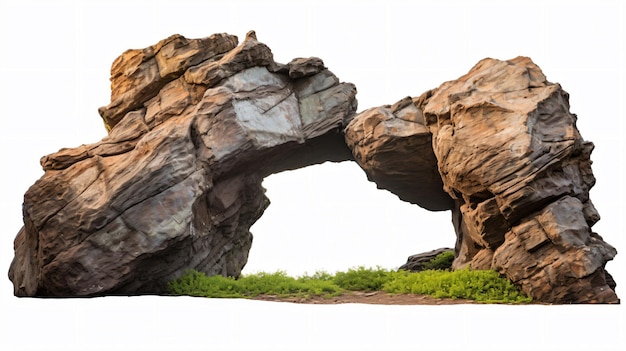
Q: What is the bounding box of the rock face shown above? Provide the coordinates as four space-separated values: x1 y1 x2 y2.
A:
375 57 615 303
345 97 453 211
9 32 618 303
9 31 356 296
346 57 618 303
424 57 617 303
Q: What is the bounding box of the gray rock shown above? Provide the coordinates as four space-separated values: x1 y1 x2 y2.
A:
399 248 454 272
9 32 356 296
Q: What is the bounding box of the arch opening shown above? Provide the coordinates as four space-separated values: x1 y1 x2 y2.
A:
244 161 455 276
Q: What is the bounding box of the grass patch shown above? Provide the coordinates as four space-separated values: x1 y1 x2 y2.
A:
382 269 532 303
333 266 390 291
168 270 342 299
168 267 532 304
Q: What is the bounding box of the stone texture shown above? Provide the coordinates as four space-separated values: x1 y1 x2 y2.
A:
100 33 239 131
8 33 618 304
399 248 454 272
345 97 453 210
344 56 617 303
416 57 618 303
9 31 356 296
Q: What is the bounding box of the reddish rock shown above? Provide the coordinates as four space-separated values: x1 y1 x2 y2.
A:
418 57 618 303
345 96 453 210
348 56 617 303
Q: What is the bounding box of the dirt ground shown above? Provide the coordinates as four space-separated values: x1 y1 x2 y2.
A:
251 290 478 305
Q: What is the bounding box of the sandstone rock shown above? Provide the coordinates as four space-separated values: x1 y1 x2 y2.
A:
9 32 356 296
344 96 453 210
345 56 617 303
100 33 239 130
8 33 618 304
417 57 618 303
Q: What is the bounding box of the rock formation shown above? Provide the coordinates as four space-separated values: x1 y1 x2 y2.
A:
345 96 452 211
399 248 454 272
347 57 618 303
9 32 618 303
9 31 356 296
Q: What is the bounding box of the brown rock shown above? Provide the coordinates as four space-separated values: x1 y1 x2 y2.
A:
9 32 356 296
417 56 618 303
344 96 453 210
347 56 617 303
8 34 617 304
100 33 239 130
287 57 326 79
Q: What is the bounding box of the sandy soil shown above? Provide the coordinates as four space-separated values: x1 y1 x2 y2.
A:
251 290 479 305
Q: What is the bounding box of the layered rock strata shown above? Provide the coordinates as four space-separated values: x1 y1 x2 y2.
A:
9 31 356 296
344 97 453 211
9 32 617 303
424 57 617 303
348 57 617 303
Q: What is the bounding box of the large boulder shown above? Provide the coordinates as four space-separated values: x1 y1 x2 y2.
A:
346 57 617 303
9 31 356 296
420 57 617 303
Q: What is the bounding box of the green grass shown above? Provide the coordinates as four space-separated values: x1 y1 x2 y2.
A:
382 269 532 303
167 270 343 299
333 265 390 291
168 266 532 304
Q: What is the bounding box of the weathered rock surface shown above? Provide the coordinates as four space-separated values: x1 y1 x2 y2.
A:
346 57 617 303
345 97 453 210
8 32 618 303
419 57 618 303
399 248 454 272
9 31 356 296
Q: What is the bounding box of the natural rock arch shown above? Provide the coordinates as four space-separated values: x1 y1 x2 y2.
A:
9 31 618 303
244 161 454 275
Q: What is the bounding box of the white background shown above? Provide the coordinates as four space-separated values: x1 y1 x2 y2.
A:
1 0 624 350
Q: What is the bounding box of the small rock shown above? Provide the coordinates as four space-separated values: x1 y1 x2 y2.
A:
399 248 454 272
